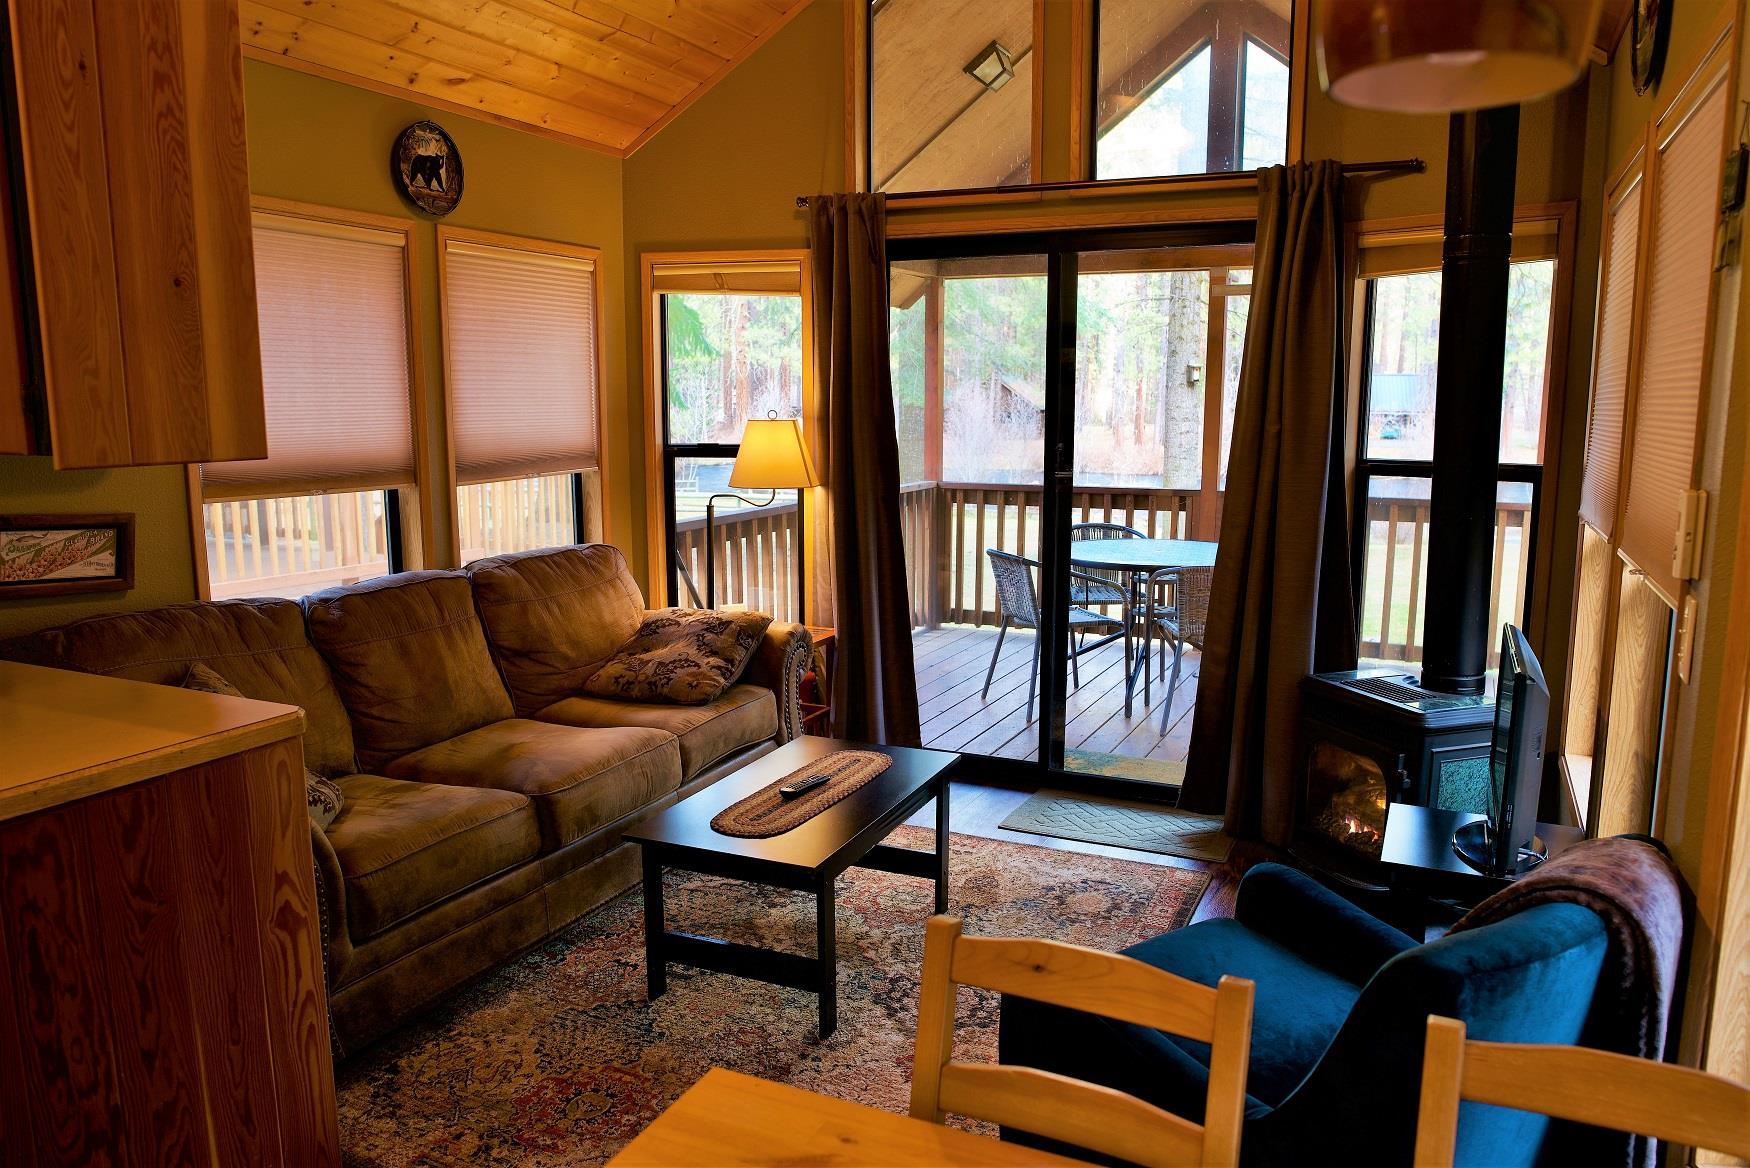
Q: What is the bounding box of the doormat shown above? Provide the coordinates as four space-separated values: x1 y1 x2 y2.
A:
1000 789 1233 863
1063 748 1186 787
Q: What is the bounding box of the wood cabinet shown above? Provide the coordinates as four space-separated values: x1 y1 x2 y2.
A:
0 663 339 1166
0 0 266 469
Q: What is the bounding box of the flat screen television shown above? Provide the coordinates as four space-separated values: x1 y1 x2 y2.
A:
1452 625 1550 876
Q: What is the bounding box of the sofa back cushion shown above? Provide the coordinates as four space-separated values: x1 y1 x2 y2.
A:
467 544 647 716
3 599 357 776
304 571 514 769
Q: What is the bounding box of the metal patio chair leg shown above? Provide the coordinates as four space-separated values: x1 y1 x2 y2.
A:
983 618 1009 699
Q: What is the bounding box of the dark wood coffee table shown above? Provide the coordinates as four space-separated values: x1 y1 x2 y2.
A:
624 735 957 1038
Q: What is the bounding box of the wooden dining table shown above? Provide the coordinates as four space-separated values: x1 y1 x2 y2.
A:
608 1068 1094 1166
1070 537 1219 712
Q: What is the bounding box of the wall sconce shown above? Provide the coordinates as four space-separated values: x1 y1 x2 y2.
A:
965 41 1015 92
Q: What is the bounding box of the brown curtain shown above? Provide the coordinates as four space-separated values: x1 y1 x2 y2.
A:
1180 162 1358 843
807 194 921 747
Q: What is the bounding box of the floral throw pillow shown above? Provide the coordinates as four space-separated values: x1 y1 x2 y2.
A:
583 608 773 706
182 663 344 829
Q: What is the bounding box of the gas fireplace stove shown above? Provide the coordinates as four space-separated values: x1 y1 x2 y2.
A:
1296 669 1494 865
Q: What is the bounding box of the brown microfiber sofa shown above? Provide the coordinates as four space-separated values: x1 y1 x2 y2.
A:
3 544 811 1053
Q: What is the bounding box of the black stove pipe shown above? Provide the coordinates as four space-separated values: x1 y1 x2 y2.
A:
1421 106 1520 696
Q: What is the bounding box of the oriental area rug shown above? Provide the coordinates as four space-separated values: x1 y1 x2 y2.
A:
335 825 1211 1167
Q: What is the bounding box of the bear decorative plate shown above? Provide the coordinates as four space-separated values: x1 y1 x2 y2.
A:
391 121 462 216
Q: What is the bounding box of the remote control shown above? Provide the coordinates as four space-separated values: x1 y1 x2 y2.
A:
779 773 831 799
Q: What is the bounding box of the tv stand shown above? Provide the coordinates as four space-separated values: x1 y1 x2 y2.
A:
1377 804 1583 934
1449 818 1549 877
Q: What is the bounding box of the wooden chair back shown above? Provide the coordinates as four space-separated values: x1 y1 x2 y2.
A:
1414 1016 1750 1165
910 915 1255 1168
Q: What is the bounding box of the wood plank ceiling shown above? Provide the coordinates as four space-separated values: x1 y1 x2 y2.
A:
239 0 815 155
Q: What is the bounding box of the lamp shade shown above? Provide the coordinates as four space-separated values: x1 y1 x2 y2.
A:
729 417 820 489
1317 0 1603 113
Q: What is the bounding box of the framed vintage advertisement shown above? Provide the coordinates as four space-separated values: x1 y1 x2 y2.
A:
0 514 135 599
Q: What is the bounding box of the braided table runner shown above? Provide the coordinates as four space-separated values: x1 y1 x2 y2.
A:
710 749 894 838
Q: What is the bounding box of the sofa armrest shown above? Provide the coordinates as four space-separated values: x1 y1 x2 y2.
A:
1234 862 1418 985
741 622 812 743
309 824 353 1016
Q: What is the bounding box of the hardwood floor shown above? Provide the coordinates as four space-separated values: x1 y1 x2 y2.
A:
904 779 1276 927
913 625 1202 764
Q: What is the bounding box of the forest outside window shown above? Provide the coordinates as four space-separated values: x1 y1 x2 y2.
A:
198 207 420 601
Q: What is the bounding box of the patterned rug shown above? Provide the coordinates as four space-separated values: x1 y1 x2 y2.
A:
335 825 1211 1166
1001 790 1234 862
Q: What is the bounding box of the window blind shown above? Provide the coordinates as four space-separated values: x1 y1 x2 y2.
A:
444 238 599 485
649 259 802 295
1618 71 1728 597
1354 218 1559 279
1577 173 1643 536
202 214 414 499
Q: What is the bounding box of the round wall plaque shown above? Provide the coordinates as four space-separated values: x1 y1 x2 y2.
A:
1630 0 1670 96
391 121 463 216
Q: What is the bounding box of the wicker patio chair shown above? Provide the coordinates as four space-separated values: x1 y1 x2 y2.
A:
983 549 1124 721
1141 564 1213 733
1068 521 1143 608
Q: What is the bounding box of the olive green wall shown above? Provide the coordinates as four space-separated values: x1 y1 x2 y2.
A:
0 60 628 639
620 0 846 588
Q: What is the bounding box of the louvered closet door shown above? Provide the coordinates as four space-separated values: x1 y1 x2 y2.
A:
1618 67 1730 600
1577 170 1643 536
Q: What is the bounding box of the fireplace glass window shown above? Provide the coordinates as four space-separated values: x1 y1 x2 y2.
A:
1304 742 1389 858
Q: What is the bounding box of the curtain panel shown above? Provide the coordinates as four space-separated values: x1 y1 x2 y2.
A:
806 193 922 747
1181 161 1358 843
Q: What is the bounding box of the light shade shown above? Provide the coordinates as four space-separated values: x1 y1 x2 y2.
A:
1317 0 1603 114
965 41 1015 92
729 417 820 489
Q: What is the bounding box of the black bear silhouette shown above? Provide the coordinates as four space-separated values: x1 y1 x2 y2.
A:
409 152 445 191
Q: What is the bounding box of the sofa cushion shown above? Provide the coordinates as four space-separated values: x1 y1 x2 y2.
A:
583 608 773 706
304 571 514 770
326 774 540 939
467 545 647 716
383 719 682 851
536 684 776 780
3 598 356 776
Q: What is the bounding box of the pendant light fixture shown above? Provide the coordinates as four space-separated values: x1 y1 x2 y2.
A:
1317 0 1604 113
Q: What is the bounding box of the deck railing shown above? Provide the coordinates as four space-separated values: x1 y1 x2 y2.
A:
204 492 390 601
1359 495 1533 664
673 502 802 620
457 473 581 565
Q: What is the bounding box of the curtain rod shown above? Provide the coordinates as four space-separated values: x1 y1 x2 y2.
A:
793 159 1426 208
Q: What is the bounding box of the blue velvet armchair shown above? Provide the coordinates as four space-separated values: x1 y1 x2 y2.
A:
999 863 1610 1167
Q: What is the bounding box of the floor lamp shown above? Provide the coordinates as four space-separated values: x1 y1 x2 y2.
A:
704 414 819 610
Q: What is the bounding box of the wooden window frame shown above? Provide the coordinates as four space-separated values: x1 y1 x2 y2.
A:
848 0 1307 200
1343 204 1578 676
186 197 431 600
434 226 608 566
639 249 816 609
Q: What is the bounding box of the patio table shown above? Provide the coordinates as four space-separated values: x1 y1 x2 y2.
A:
1069 538 1219 713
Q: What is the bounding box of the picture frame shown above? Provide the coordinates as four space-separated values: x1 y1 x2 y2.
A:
391 120 464 217
0 514 136 599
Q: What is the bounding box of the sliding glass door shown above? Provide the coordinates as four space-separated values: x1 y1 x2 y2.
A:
889 226 1254 794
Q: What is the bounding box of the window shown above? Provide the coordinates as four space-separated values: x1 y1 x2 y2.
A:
870 0 1034 193
440 230 602 563
1352 246 1561 668
645 255 809 620
198 206 419 601
1095 0 1292 180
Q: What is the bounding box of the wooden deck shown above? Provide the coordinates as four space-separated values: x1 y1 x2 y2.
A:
912 625 1201 764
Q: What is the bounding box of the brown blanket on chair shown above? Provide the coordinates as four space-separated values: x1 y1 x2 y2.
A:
1449 835 1685 1168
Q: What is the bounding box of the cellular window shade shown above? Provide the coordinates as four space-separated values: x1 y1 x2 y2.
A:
1577 174 1643 535
202 218 414 498
649 260 802 295
445 240 599 484
1619 72 1729 597
1354 219 1560 279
